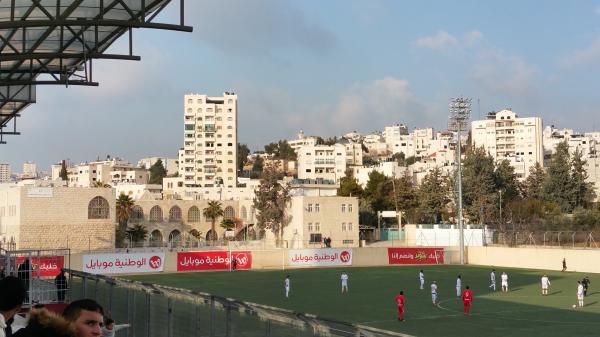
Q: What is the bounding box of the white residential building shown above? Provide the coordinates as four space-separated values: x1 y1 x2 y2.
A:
363 133 388 157
288 130 318 152
138 157 178 175
471 109 543 179
22 161 37 179
339 139 363 166
352 162 408 187
543 126 599 158
0 164 11 182
297 144 347 183
180 92 238 189
66 158 148 187
383 125 435 158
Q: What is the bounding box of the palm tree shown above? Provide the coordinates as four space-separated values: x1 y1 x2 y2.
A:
126 224 148 247
116 193 135 228
203 200 223 241
92 181 111 188
115 193 135 248
220 218 236 230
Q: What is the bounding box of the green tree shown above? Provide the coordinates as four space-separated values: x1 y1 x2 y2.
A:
189 229 202 239
390 174 419 224
522 162 546 199
543 141 573 212
149 159 167 185
570 149 596 209
116 192 134 229
237 143 250 171
203 200 223 241
363 171 393 213
59 160 68 181
264 140 297 161
220 218 236 231
252 156 264 172
92 181 111 188
461 147 497 223
418 168 450 223
253 164 291 246
337 169 363 197
126 224 148 246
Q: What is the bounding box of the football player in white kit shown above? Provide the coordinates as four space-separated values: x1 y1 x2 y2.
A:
284 275 291 298
341 272 349 293
490 269 496 291
541 274 551 295
501 272 509 292
456 275 462 297
577 280 585 307
431 281 438 305
419 270 425 290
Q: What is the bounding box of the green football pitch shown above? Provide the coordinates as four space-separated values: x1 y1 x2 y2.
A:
128 265 600 337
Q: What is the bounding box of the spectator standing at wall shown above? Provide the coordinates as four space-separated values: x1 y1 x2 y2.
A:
54 269 68 303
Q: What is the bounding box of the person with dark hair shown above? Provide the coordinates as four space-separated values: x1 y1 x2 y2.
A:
101 318 130 337
582 276 591 297
62 299 104 337
0 276 27 337
54 270 68 303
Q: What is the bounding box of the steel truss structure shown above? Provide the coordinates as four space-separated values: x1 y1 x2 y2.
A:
0 0 192 143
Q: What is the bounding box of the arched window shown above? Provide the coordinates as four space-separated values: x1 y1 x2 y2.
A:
150 230 163 245
188 206 201 222
206 229 218 241
169 206 182 222
169 230 182 246
240 206 247 220
149 206 163 222
130 206 144 223
88 196 109 219
224 206 235 220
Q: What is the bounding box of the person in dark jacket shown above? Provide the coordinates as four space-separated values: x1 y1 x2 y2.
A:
16 260 30 302
54 270 68 303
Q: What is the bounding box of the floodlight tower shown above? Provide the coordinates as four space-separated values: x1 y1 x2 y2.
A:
448 97 471 265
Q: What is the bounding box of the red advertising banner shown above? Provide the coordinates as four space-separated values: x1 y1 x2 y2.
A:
16 256 65 277
387 248 444 265
177 251 252 271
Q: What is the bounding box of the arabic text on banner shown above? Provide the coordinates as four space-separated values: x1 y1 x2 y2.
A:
177 251 252 271
288 248 353 266
83 253 165 274
387 247 444 265
15 256 64 277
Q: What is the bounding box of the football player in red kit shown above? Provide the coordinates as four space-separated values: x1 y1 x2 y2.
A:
462 286 473 315
395 291 405 321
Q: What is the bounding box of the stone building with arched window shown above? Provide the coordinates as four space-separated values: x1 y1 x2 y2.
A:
0 185 115 252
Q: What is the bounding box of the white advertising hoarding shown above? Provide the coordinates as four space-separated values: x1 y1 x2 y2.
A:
83 253 165 274
289 248 353 267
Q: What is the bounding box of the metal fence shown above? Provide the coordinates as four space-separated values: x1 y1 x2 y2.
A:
66 269 409 337
486 231 599 248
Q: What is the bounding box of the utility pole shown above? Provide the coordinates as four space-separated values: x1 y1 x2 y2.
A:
449 97 471 265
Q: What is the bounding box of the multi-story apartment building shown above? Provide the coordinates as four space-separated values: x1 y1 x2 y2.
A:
471 109 543 179
65 158 148 187
0 164 10 182
22 161 37 179
138 156 178 175
180 92 238 189
297 144 347 183
384 125 435 158
339 139 363 166
288 130 318 152
542 126 599 159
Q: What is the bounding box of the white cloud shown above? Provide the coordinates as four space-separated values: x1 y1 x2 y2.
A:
330 77 429 132
416 31 459 51
469 49 538 97
463 30 483 45
186 0 336 55
560 36 600 68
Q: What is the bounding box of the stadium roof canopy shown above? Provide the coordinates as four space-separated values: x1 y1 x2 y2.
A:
0 0 192 144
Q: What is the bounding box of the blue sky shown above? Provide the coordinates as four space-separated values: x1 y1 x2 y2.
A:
4 0 600 171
